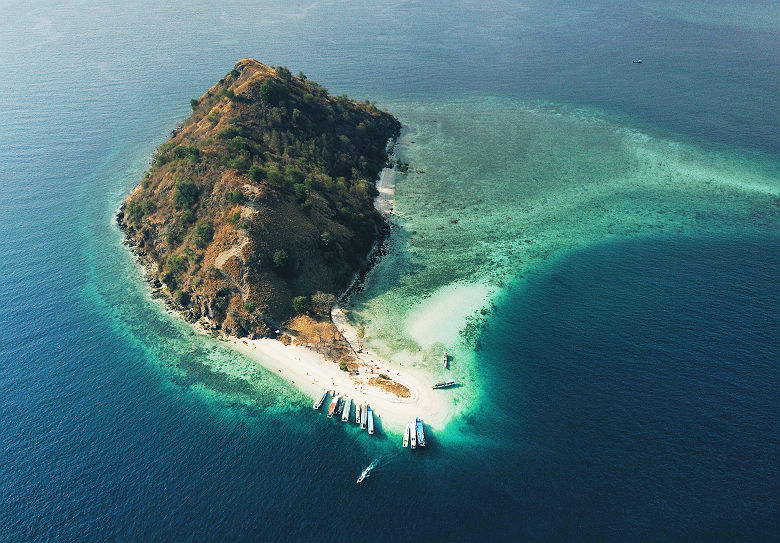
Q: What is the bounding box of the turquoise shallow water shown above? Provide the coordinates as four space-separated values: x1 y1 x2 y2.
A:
347 96 778 423
0 1 778 540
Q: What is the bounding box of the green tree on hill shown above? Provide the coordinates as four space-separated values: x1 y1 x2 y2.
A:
272 249 289 273
275 66 292 82
174 179 199 209
248 164 264 183
292 295 309 315
194 221 214 248
258 78 287 106
166 254 187 274
226 189 244 204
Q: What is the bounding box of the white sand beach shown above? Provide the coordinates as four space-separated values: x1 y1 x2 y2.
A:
226 307 454 432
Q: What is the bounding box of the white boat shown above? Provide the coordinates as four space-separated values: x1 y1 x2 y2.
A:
433 380 456 389
403 423 410 447
341 398 351 422
355 403 362 424
367 406 374 435
443 351 448 368
360 404 368 429
409 419 417 449
356 460 377 484
327 395 339 417
313 390 327 410
416 417 425 446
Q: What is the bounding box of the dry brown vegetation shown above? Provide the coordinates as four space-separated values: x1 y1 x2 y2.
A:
288 315 355 364
368 375 411 398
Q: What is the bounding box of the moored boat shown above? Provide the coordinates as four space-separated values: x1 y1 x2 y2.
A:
416 417 425 446
341 397 352 422
443 351 448 368
403 423 410 447
360 404 368 429
327 395 339 417
432 380 456 389
367 406 374 435
409 419 417 449
355 402 362 424
313 390 328 410
335 396 344 417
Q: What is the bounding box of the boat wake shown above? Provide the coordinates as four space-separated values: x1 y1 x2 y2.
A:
356 458 380 484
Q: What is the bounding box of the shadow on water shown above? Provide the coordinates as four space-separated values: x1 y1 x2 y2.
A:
370 412 388 441
433 383 465 390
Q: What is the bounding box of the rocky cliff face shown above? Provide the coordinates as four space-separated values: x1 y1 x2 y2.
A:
119 59 401 337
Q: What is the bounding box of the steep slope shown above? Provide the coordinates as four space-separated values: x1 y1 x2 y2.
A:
119 59 401 337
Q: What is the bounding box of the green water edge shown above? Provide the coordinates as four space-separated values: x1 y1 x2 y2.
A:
347 96 779 434
85 95 779 447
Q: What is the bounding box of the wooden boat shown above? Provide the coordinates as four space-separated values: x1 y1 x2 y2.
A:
341 397 352 422
327 395 339 417
416 417 425 446
313 390 327 410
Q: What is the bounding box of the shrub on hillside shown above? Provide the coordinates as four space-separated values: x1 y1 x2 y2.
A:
174 178 199 209
292 295 309 315
272 249 289 273
226 189 244 204
193 221 214 248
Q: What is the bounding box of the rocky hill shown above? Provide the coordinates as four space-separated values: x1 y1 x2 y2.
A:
119 59 401 337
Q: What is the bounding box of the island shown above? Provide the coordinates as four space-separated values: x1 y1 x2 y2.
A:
119 59 451 431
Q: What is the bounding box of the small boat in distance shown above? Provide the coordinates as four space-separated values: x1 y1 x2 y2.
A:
443 351 449 368
403 423 410 447
632 59 643 63
416 417 425 447
367 406 374 435
327 395 339 417
341 398 352 422
360 404 368 429
409 419 417 449
355 403 362 424
313 390 327 410
356 460 377 484
433 380 456 389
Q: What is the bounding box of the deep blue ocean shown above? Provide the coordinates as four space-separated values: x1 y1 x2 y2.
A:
0 1 778 541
